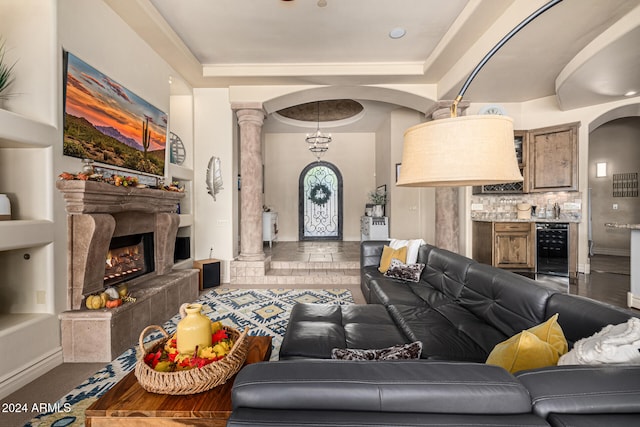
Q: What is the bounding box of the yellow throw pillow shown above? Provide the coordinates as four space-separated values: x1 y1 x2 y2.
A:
378 245 407 273
527 313 568 356
486 314 568 374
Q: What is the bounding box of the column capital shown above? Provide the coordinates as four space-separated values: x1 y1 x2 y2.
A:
232 102 265 112
234 106 266 126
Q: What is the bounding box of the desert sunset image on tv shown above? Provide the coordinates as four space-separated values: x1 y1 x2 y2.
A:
63 52 167 177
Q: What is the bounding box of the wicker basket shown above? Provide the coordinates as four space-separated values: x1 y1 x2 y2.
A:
134 324 249 395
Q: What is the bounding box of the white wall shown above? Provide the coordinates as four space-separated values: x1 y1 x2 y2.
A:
264 132 375 241
387 109 436 243
193 88 236 281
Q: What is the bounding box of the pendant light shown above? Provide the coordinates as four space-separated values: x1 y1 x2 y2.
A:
306 101 332 160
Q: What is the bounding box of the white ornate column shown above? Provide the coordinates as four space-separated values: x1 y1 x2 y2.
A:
428 100 469 253
234 103 266 261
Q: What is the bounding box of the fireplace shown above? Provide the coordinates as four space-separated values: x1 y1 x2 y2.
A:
57 180 199 362
104 233 154 287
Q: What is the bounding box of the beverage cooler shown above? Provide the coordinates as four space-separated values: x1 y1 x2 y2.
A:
536 222 569 277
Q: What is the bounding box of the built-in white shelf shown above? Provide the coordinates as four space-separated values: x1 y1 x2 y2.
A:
0 220 55 251
0 109 57 148
168 163 194 181
179 214 193 227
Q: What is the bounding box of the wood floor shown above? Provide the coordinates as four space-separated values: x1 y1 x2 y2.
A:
1 244 635 426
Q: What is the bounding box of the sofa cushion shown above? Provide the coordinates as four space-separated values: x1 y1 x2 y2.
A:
331 341 423 360
388 304 508 362
232 360 534 415
279 304 409 359
559 318 640 365
369 278 429 307
547 413 640 427
460 263 555 338
486 314 568 373
420 246 475 299
228 410 551 427
516 365 640 420
384 258 425 282
546 293 640 348
378 245 407 273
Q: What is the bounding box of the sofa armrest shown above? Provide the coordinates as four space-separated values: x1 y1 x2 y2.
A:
360 240 389 268
232 360 532 414
516 365 640 419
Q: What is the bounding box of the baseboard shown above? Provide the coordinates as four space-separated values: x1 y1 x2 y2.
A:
0 347 63 400
628 292 640 310
592 248 631 257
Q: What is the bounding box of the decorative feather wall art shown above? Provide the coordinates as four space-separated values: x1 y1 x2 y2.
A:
206 156 224 201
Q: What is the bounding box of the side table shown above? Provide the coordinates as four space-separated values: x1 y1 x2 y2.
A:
85 335 272 426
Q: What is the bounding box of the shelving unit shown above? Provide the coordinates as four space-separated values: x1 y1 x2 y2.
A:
168 146 194 270
0 110 59 396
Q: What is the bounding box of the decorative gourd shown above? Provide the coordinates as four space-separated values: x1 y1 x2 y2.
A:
105 286 120 300
85 295 103 310
105 298 122 308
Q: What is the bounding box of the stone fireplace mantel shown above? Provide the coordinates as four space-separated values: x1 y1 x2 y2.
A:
56 180 184 214
56 180 198 362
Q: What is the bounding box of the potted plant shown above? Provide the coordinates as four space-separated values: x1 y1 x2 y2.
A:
368 188 387 217
0 37 16 104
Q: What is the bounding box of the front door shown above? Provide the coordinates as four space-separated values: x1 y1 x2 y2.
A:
299 161 343 240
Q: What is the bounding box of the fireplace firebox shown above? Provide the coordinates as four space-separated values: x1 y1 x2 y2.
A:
104 233 154 287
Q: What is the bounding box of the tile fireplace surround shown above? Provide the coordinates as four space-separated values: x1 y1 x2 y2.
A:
56 180 198 362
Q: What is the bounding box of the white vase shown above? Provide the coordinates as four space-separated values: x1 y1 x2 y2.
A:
0 194 10 220
373 205 384 217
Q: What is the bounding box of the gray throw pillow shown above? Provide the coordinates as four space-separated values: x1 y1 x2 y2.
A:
331 341 423 361
384 258 425 282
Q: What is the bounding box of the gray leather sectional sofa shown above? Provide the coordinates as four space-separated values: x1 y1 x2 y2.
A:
227 241 640 427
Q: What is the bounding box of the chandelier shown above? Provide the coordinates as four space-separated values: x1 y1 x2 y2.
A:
306 101 331 160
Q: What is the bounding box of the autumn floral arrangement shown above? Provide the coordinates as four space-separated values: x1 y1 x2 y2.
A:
144 321 234 372
58 170 183 192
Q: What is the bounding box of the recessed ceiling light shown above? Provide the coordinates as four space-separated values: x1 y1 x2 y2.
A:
389 28 406 39
624 90 637 97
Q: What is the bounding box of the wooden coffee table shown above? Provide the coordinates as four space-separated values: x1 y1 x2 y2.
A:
86 335 272 426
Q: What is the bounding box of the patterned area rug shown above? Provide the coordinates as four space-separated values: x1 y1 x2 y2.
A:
26 288 353 427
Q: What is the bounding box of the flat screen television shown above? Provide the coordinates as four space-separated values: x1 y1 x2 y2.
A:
62 51 167 179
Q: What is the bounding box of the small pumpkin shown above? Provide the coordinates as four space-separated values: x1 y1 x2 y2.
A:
99 292 109 307
85 295 103 310
105 298 122 308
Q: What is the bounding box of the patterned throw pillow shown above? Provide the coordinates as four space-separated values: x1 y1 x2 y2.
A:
384 258 425 282
331 341 423 361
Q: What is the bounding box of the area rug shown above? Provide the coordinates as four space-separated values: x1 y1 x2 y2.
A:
26 288 353 427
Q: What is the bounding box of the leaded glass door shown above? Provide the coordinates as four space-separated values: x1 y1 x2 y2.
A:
299 161 343 240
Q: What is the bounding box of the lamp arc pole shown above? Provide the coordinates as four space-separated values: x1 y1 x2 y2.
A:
451 0 564 117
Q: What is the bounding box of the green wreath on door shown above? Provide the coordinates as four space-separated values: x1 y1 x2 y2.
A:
308 183 332 206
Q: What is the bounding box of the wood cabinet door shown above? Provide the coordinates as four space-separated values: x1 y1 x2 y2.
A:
494 223 534 269
528 123 579 192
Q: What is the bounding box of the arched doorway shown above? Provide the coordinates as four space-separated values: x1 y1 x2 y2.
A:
299 161 343 240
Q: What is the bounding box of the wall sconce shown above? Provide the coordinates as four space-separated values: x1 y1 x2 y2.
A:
596 162 607 178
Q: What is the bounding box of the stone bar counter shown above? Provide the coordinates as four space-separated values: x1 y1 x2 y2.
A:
605 223 640 310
